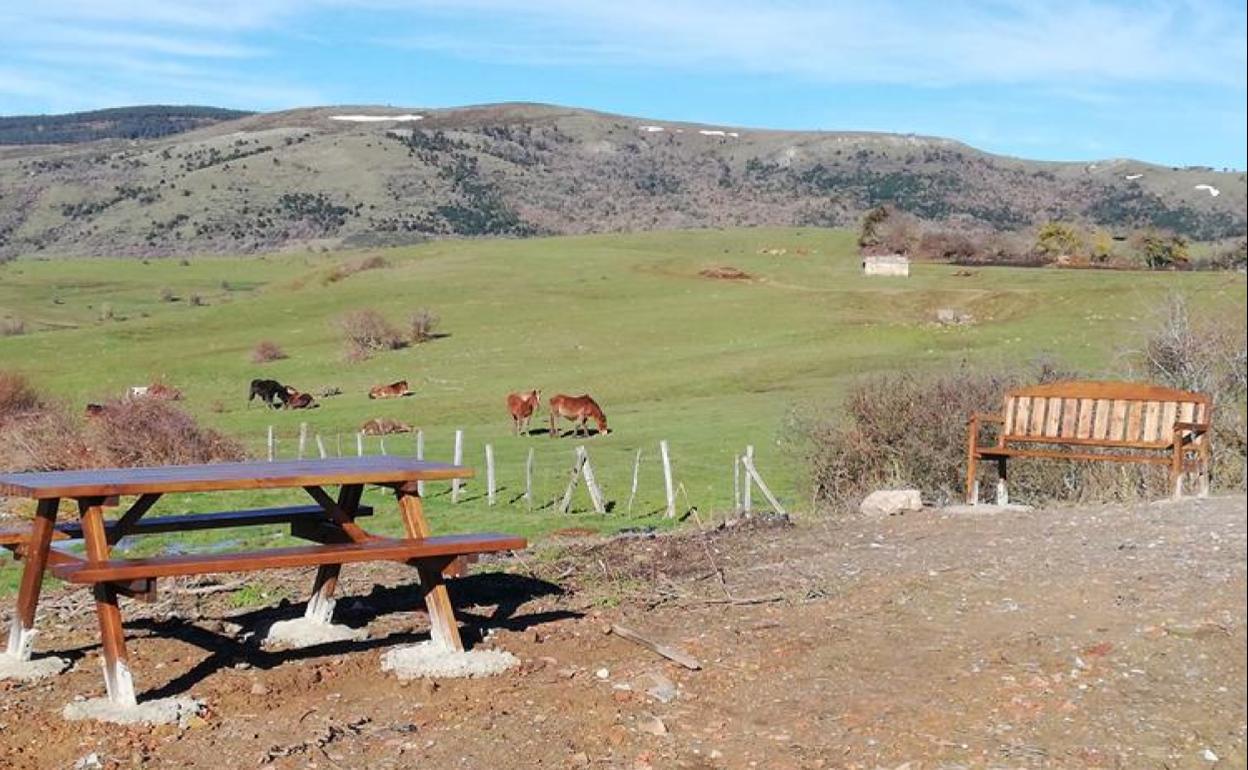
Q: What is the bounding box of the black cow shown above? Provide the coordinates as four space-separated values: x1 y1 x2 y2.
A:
248 379 289 409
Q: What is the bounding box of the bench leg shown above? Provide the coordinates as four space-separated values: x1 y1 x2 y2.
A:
5 498 59 661
301 484 364 624
996 458 1009 506
95 583 137 706
80 499 138 707
304 566 340 624
396 490 465 652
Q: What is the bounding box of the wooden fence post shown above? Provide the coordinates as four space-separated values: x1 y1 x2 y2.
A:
743 445 754 512
485 444 496 506
660 440 676 518
451 429 464 503
415 429 425 496
627 448 642 513
379 436 387 456
315 435 327 459
733 455 742 513
297 422 308 460
558 449 583 514
335 434 342 457
580 446 606 514
267 425 275 462
741 452 786 516
356 432 364 457
524 447 535 510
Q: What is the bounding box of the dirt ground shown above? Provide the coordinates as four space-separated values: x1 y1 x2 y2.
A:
1 495 1244 770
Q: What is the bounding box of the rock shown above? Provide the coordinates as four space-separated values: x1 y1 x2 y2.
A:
595 668 610 680
860 489 922 517
638 715 667 736
250 681 270 696
640 673 678 704
1202 749 1219 762
935 308 973 326
570 751 591 767
73 753 103 770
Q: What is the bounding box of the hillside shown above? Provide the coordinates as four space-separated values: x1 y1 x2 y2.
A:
0 103 1243 258
0 105 253 146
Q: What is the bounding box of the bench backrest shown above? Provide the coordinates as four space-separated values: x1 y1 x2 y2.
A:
1001 380 1210 446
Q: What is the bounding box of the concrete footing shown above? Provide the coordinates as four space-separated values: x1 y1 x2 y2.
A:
381 642 518 680
62 696 202 726
261 617 366 650
0 653 69 682
940 502 1035 516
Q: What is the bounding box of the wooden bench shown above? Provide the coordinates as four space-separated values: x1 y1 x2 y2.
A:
966 380 1212 504
50 533 524 583
0 504 374 548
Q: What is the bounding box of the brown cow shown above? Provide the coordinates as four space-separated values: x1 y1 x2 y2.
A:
506 389 541 435
369 380 412 399
548 394 609 438
284 386 317 410
361 417 414 436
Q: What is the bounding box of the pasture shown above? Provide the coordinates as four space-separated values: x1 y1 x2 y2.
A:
1 227 1245 593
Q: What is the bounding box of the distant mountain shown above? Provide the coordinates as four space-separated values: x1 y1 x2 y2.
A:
0 103 1242 258
0 105 253 146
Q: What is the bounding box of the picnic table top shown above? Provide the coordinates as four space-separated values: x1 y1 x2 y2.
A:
0 457 471 499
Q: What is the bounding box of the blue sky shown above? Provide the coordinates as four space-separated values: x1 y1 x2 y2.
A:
2 1 1245 168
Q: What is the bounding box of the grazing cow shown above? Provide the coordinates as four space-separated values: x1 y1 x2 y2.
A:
506 389 542 435
284 386 317 410
548 394 609 438
248 379 289 409
361 418 414 436
369 380 413 399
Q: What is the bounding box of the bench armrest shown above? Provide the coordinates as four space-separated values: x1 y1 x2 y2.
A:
1172 421 1211 434
967 412 1004 425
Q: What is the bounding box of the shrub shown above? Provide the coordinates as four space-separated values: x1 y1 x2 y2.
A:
1132 230 1189 270
409 308 440 343
1134 293 1247 488
82 398 245 467
1033 221 1085 260
159 286 176 302
251 340 288 363
323 255 390 284
336 309 405 358
0 316 27 336
0 370 42 418
189 293 205 306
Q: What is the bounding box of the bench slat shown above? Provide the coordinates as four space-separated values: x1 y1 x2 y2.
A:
51 533 526 583
974 447 1170 464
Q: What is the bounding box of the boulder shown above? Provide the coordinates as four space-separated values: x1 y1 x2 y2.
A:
860 489 922 516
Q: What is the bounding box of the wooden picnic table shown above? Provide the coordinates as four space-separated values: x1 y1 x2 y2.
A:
0 457 526 707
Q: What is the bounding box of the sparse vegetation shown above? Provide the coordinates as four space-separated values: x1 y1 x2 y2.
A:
336 309 406 360
250 340 288 363
0 316 27 336
408 308 440 343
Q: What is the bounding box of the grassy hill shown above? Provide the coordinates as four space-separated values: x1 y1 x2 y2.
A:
2 227 1244 593
1 103 1243 259
0 105 252 146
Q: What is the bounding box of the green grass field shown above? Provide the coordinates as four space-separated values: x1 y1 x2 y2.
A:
2 227 1245 594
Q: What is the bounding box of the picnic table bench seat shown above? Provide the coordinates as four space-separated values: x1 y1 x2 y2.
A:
50 532 525 583
966 380 1213 504
0 503 375 547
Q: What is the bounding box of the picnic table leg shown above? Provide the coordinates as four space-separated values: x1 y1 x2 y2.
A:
304 485 363 624
395 489 465 652
80 498 137 707
5 498 60 661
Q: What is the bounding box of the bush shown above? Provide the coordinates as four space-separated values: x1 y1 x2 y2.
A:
159 286 176 302
323 255 390 284
1135 293 1247 488
335 309 405 359
251 340 288 363
0 316 27 336
1033 221 1085 260
0 370 42 418
82 398 245 467
1132 230 1189 270
0 377 243 472
409 308 440 343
